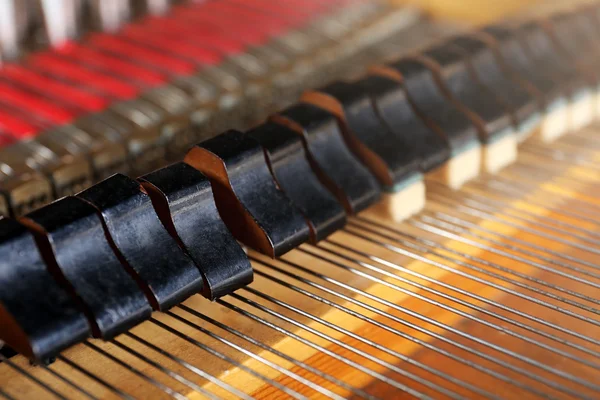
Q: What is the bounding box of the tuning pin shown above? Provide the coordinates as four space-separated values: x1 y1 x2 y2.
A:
39 0 84 47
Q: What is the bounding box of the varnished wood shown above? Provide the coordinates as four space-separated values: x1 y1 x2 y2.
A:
1 128 599 398
4 2 598 399
390 0 543 23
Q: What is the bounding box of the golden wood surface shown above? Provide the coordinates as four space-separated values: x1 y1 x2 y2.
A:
390 0 542 23
1 2 599 399
1 127 599 399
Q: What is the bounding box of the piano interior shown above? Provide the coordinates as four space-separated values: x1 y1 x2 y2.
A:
0 0 600 399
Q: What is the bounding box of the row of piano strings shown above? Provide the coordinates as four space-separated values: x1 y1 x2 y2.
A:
1 0 600 366
0 0 419 218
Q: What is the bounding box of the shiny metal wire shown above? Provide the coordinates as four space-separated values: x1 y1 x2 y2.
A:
250 257 544 398
2 122 600 400
345 222 600 324
176 305 377 400
0 355 67 400
277 249 597 398
313 241 600 361
245 268 489 399
150 317 308 400
56 355 132 399
83 341 187 400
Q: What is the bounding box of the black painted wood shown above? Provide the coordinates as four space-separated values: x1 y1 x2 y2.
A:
358 74 450 172
579 4 600 62
77 174 204 310
482 25 560 109
0 218 90 362
276 103 381 214
448 34 540 131
140 162 253 299
422 44 514 144
388 58 480 156
186 130 310 257
247 122 346 243
311 81 423 190
23 197 152 339
547 12 599 88
513 21 587 101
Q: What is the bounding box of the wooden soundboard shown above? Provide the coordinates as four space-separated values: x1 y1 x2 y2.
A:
2 129 599 399
2 1 600 400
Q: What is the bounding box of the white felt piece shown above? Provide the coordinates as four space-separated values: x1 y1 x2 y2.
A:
483 134 518 174
569 94 594 132
517 121 537 143
429 145 481 190
372 179 426 222
540 105 569 143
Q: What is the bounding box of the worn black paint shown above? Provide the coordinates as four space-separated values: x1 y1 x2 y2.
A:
24 197 151 339
314 81 423 189
192 131 310 256
0 218 90 362
388 58 480 155
77 174 204 310
357 75 450 172
140 162 253 299
548 12 599 86
277 103 381 214
573 8 600 65
247 122 346 243
482 25 559 108
448 34 540 130
513 21 587 100
422 44 514 144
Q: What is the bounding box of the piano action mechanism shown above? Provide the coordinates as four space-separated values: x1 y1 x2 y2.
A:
0 0 600 399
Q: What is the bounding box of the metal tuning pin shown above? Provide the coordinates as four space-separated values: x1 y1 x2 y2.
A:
247 121 347 242
300 82 425 222
184 130 310 258
108 101 167 176
59 120 129 181
171 75 223 139
0 217 90 363
372 59 480 190
0 142 54 217
358 73 450 174
140 162 253 300
272 103 381 215
73 113 132 180
217 54 271 123
20 196 152 339
33 126 95 198
77 174 204 310
420 44 518 174
481 25 565 143
193 66 246 129
447 33 542 143
140 85 196 161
